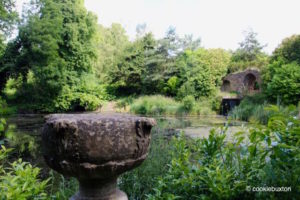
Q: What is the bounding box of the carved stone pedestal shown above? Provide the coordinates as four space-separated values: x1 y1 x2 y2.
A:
42 114 156 200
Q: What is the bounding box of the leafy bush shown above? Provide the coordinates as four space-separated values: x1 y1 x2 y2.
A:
265 62 300 105
147 107 300 199
3 76 23 101
0 146 50 200
0 97 16 116
181 95 195 112
271 34 300 64
263 34 300 105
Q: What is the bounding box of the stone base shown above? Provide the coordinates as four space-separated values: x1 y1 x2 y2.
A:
70 189 127 200
70 178 128 200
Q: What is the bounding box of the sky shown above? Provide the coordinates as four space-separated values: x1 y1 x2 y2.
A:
17 0 300 54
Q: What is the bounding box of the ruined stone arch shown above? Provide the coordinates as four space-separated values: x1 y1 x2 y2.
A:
243 73 257 91
221 80 231 92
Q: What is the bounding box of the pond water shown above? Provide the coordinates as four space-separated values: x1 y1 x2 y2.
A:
5 114 247 168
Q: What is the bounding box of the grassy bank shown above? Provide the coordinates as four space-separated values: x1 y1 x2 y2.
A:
229 94 300 124
122 95 218 116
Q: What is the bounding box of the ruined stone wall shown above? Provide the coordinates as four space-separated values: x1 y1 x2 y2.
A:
221 69 262 96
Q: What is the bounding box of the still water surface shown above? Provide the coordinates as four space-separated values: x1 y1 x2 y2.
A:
6 114 246 167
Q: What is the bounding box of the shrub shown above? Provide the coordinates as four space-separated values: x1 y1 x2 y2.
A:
0 146 50 200
147 108 300 199
182 95 195 112
265 62 300 105
191 98 216 116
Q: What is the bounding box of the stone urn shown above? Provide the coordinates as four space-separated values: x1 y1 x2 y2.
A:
42 114 156 200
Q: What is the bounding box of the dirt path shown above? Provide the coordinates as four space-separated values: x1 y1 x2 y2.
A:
96 102 117 113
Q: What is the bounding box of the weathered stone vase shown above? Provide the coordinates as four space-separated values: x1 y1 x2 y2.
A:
42 114 156 200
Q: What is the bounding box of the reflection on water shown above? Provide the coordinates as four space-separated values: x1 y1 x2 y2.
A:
152 115 247 139
5 114 247 166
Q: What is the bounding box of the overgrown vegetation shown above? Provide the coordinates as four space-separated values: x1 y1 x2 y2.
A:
119 125 173 199
129 95 219 116
146 106 300 199
263 35 300 105
0 0 299 199
0 146 50 199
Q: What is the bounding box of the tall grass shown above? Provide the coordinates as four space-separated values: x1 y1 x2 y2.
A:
230 94 299 124
130 95 182 115
118 124 173 199
129 95 216 116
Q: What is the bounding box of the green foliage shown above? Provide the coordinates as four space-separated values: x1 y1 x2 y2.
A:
271 34 300 64
3 76 22 101
0 0 18 57
263 35 300 105
230 94 299 124
116 96 134 111
229 30 268 72
264 62 300 105
163 76 180 96
130 95 181 115
108 33 154 96
0 0 18 88
176 48 230 99
230 94 268 123
119 128 173 199
95 23 129 81
0 97 8 140
147 108 300 199
49 172 78 200
0 146 50 200
1 0 103 112
129 95 216 116
0 0 18 37
181 95 195 112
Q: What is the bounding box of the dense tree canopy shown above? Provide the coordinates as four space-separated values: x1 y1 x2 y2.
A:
0 0 18 89
271 34 300 64
96 23 129 81
264 34 300 105
176 48 230 99
0 0 104 112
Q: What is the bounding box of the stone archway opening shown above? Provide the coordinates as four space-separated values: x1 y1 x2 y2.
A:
244 73 257 91
221 80 231 92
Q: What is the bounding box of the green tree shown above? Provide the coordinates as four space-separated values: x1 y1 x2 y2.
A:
264 35 300 105
95 23 129 81
1 0 103 112
229 30 268 72
0 0 18 88
0 0 18 42
142 27 195 94
108 33 156 96
176 48 230 99
271 34 300 64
